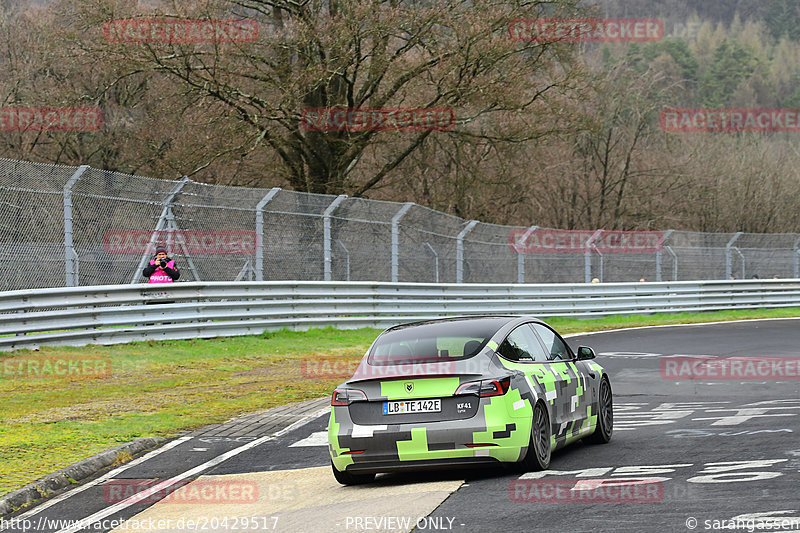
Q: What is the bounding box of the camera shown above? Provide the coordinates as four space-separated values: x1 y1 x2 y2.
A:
158 259 167 268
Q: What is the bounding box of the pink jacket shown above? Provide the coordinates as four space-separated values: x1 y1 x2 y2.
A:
148 259 176 283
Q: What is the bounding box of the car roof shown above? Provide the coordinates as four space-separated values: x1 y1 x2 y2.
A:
383 315 545 332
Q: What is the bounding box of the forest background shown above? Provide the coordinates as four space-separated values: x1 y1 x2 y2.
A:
3 0 800 233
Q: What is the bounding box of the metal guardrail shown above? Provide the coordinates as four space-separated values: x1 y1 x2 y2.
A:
1 280 799 350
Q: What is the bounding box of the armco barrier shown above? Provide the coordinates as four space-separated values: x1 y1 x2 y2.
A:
1 280 799 350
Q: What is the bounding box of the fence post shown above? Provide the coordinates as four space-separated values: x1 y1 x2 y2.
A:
335 239 350 281
516 226 538 283
255 187 281 281
323 195 347 281
63 165 90 287
584 229 603 283
130 176 190 284
665 245 678 281
423 242 439 283
656 229 674 282
725 232 743 280
391 203 414 282
794 235 800 278
456 220 478 283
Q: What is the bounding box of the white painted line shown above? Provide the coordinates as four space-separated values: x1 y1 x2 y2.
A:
0 436 192 531
53 407 330 533
564 316 800 339
289 431 329 447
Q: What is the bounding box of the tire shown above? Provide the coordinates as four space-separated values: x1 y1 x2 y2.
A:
521 401 551 471
331 460 376 485
587 377 613 444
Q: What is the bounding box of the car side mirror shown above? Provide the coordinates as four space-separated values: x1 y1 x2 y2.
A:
576 346 596 360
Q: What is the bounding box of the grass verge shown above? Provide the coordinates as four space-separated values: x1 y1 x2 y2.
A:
2 306 799 496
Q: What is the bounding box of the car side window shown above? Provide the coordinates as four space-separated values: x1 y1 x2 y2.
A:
497 325 549 362
531 323 571 361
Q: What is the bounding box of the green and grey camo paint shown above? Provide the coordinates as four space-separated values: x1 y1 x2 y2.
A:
329 318 609 474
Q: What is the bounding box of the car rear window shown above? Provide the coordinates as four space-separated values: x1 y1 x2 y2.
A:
367 318 508 366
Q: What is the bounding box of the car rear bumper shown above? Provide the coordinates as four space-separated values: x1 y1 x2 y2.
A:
329 418 531 473
340 456 503 474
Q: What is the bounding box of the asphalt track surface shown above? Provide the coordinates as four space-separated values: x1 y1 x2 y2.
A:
2 319 800 533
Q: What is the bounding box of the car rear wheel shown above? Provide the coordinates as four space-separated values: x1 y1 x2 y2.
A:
521 401 551 471
331 460 376 485
587 377 613 444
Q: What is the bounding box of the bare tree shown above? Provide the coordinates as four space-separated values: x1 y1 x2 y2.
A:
516 63 688 229
60 0 586 194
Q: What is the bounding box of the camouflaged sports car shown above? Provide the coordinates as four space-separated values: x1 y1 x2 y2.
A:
328 316 612 484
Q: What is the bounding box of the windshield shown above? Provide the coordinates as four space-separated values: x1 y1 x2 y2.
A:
367 318 508 366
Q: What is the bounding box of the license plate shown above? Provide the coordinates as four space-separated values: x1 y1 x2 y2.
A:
382 399 441 415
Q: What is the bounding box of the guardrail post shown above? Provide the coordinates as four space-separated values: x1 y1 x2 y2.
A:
423 242 439 283
656 229 674 282
584 230 603 283
456 220 478 283
323 195 347 281
255 187 281 281
63 165 90 287
130 176 190 284
391 203 414 282
725 232 743 279
516 226 538 283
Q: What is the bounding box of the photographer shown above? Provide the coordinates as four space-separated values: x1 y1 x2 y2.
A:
143 246 180 283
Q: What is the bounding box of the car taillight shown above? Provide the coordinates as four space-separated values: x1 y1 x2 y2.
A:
456 377 511 397
331 388 367 406
480 377 511 397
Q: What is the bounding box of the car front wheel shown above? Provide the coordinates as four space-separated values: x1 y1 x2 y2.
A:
587 377 613 444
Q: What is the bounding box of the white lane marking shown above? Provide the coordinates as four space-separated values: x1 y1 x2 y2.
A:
53 407 330 533
693 408 799 426
290 431 329 447
599 352 662 358
563 316 800 339
0 436 192 531
191 448 209 452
